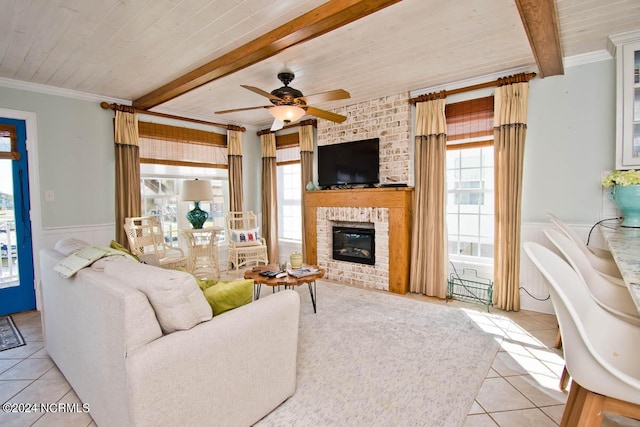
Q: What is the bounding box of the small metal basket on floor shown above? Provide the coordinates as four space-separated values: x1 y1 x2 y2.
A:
447 268 493 311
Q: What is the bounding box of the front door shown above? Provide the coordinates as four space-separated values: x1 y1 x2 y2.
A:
0 118 35 315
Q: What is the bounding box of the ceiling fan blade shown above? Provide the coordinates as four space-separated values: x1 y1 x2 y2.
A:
215 105 270 114
304 106 347 123
241 85 283 101
270 119 285 132
300 89 350 104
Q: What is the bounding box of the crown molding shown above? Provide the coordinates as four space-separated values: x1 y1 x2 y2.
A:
0 77 131 105
609 29 640 46
563 50 612 68
409 64 535 98
608 29 640 58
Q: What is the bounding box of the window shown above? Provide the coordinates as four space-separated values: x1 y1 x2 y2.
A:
446 144 494 259
137 121 229 249
444 95 494 262
277 163 302 241
0 125 19 160
140 164 228 249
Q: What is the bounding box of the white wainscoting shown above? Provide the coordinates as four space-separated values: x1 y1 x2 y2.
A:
519 221 609 314
40 223 116 249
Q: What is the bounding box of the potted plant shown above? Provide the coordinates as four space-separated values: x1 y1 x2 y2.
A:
602 169 640 227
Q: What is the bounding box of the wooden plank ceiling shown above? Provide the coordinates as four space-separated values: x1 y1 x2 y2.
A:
133 0 402 110
1 0 640 128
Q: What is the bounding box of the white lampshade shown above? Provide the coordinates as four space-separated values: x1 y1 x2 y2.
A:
182 179 213 201
269 105 306 123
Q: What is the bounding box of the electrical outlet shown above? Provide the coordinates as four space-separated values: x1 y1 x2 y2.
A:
44 190 55 202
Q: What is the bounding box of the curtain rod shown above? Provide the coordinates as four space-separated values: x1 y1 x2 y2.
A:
100 102 246 132
408 72 536 105
257 119 317 136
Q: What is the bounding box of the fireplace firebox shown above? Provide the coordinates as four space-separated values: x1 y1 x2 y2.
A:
332 226 375 265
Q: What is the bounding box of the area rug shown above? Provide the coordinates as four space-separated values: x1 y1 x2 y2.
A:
256 281 504 427
0 315 26 352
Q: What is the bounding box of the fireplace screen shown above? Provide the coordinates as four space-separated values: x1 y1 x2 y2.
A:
332 226 375 265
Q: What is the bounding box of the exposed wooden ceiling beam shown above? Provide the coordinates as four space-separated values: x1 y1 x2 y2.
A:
515 0 564 78
133 0 402 110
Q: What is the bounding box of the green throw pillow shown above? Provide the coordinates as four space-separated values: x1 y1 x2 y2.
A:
109 240 140 262
204 279 253 316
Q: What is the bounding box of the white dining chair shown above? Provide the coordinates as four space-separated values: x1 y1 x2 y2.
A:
543 228 640 326
547 213 623 282
523 242 640 426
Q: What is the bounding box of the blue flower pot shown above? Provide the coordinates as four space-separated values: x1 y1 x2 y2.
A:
609 185 640 227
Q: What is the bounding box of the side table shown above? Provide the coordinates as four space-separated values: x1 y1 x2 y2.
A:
182 227 223 280
244 263 325 313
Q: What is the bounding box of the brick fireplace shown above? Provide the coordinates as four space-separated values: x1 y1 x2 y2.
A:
304 187 412 294
305 93 413 294
317 207 389 290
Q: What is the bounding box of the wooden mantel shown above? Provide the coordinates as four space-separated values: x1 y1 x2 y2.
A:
303 187 413 294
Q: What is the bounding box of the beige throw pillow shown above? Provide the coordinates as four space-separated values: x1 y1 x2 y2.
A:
103 261 212 334
54 237 91 256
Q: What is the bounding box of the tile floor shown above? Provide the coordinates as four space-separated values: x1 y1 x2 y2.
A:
0 284 638 427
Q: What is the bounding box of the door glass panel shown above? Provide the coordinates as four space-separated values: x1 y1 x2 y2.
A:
0 152 18 288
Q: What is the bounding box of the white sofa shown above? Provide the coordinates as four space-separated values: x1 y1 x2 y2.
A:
40 248 300 427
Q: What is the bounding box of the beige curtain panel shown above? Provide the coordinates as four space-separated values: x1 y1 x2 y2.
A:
227 129 243 212
299 125 314 263
410 96 448 298
114 108 141 247
493 80 529 312
261 133 279 263
115 109 139 146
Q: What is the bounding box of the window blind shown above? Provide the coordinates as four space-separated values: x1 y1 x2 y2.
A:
138 121 227 168
275 132 301 165
445 96 494 143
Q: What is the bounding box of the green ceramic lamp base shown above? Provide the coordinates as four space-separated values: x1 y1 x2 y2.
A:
186 201 209 229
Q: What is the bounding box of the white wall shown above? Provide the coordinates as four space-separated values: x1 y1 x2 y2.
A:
0 85 115 229
519 58 616 312
523 59 616 223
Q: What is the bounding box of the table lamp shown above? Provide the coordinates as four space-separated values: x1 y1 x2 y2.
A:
182 179 213 229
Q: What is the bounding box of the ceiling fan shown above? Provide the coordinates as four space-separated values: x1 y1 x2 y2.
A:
215 72 350 131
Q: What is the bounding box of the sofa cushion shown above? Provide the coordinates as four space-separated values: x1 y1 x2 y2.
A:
203 279 253 316
90 255 133 272
54 237 91 256
103 261 212 334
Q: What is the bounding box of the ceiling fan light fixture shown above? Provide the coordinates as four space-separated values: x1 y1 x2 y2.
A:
269 105 305 123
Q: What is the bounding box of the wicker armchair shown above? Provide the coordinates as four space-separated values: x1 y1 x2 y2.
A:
226 211 268 276
123 216 188 270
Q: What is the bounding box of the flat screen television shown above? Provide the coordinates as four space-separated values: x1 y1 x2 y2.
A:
317 138 379 187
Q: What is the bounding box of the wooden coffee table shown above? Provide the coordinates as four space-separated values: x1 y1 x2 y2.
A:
244 263 325 313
